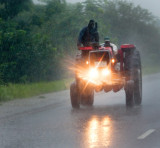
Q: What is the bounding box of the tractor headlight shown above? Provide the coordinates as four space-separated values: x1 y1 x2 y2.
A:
102 68 111 76
89 68 98 79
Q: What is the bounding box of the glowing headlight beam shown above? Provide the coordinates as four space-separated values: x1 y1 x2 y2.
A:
89 68 98 79
102 69 111 76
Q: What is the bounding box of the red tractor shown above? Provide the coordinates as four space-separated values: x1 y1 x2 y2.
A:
70 43 142 108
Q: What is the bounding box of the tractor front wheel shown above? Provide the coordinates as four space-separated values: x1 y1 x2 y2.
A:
70 82 80 109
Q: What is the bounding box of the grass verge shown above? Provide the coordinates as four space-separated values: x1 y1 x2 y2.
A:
142 65 160 75
0 78 73 102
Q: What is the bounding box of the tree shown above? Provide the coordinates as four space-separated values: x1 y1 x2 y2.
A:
0 0 32 19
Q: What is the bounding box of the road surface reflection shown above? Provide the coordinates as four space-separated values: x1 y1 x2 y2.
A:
84 116 112 148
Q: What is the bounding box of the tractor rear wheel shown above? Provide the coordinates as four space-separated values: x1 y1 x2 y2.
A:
134 69 142 105
125 89 134 107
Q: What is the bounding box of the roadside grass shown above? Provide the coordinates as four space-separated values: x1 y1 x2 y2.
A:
142 65 160 75
0 78 73 102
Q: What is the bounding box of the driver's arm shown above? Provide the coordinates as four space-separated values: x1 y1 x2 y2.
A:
77 27 86 47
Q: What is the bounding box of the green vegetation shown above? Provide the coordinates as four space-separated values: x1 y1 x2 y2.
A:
0 78 73 101
0 0 160 101
143 65 160 75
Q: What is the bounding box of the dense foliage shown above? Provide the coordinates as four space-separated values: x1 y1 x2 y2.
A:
0 0 160 84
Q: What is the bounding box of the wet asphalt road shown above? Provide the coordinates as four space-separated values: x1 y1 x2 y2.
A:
0 73 160 148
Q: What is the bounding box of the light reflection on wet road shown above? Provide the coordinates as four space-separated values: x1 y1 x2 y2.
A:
85 116 112 148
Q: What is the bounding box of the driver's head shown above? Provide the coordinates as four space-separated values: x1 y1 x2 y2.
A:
104 36 110 46
88 19 95 29
104 36 110 42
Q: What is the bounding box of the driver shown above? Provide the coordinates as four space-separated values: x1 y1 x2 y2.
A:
77 20 99 48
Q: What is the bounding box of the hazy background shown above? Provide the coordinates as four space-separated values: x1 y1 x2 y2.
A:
33 0 160 18
66 0 160 18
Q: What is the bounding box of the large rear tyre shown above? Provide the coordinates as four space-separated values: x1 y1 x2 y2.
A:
70 82 80 109
125 50 142 107
125 90 134 107
134 69 142 105
125 79 134 107
125 69 142 107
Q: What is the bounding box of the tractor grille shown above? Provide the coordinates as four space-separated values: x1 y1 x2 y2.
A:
89 51 110 67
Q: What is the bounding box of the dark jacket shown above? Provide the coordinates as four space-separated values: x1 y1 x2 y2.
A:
77 23 99 46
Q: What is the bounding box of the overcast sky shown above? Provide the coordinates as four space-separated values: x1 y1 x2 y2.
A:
66 0 160 18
